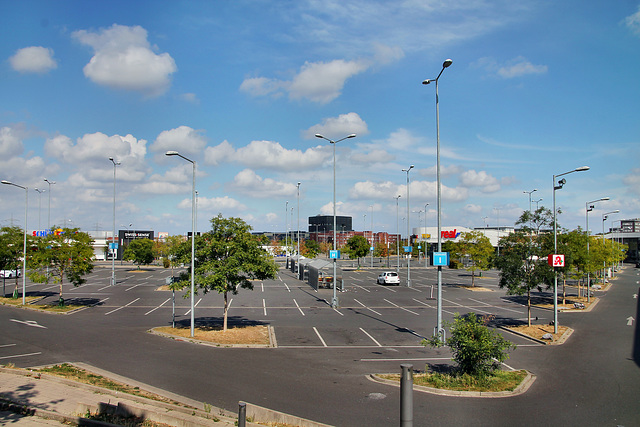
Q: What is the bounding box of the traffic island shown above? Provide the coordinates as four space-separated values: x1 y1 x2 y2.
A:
150 324 277 348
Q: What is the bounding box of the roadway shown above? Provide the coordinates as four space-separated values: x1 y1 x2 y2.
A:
1 262 639 426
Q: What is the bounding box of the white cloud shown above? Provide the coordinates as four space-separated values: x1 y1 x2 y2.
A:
204 140 235 166
349 179 468 203
473 56 547 79
0 126 24 157
460 170 501 193
241 59 369 104
464 204 483 214
384 128 424 151
9 46 57 74
233 140 330 171
624 6 640 36
150 126 207 158
189 196 247 212
419 164 462 177
350 149 393 164
72 24 176 97
349 181 400 199
302 112 369 139
229 169 298 198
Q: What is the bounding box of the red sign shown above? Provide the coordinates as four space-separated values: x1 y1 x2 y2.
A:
441 229 460 239
548 254 565 267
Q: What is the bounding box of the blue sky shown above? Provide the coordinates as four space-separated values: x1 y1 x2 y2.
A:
1 0 639 238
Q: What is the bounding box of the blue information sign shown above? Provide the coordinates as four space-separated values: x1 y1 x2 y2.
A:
433 252 449 266
329 250 341 259
109 243 119 250
403 246 412 253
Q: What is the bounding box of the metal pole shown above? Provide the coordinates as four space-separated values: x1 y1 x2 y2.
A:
109 158 119 287
396 195 401 274
370 205 374 268
2 181 28 305
553 174 558 334
297 182 301 275
332 140 337 307
403 165 414 287
400 364 413 427
190 160 196 337
238 401 246 427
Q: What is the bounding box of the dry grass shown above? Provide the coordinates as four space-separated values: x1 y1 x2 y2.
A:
457 285 493 292
507 324 569 343
155 324 271 346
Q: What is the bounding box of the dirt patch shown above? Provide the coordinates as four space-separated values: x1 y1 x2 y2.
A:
535 295 593 311
506 324 569 344
154 325 271 346
457 286 493 292
155 285 171 291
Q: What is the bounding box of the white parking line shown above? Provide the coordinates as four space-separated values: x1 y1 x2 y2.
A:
0 352 42 360
354 298 382 316
360 328 382 347
263 299 267 316
468 297 524 314
145 298 170 315
412 298 431 307
313 327 327 347
293 299 305 316
0 344 17 348
125 284 140 292
261 282 264 292
352 284 371 293
283 283 291 292
384 299 420 315
104 298 140 315
97 285 112 292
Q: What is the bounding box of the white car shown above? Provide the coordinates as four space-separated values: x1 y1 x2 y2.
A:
0 269 21 279
377 271 400 285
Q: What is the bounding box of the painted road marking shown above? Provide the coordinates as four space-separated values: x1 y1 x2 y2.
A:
105 298 140 315
354 298 382 316
145 298 170 315
10 319 47 329
360 328 382 347
313 327 327 347
384 299 419 316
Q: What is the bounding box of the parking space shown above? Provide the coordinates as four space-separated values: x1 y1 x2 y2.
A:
10 263 546 349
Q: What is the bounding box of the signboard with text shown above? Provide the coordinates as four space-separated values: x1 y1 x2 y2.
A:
329 250 341 259
548 254 565 267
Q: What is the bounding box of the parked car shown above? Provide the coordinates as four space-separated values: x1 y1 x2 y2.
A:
377 271 400 285
0 269 21 279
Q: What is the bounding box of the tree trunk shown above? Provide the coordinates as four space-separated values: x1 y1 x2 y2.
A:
471 270 475 287
527 288 531 327
562 276 566 305
223 291 229 332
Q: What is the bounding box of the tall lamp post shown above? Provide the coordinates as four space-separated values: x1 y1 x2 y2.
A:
395 195 401 274
524 189 538 212
370 205 374 268
553 166 589 333
315 133 356 308
586 197 609 302
424 203 429 267
44 178 55 232
2 180 28 305
297 182 301 276
533 198 543 211
109 158 120 286
285 201 288 256
402 165 414 287
602 210 619 287
165 150 196 337
423 58 452 338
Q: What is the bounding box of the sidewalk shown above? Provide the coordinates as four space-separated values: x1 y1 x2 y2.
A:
0 365 332 426
0 365 245 426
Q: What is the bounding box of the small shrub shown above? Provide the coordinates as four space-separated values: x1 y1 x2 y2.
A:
423 313 515 377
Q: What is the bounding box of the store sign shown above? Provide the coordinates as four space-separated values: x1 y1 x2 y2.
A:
441 229 460 239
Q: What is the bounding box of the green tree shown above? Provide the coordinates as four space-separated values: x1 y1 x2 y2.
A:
300 239 320 258
516 206 555 235
0 226 28 298
344 235 369 268
423 313 515 377
122 238 155 268
28 227 94 305
495 231 552 326
185 214 278 331
162 235 187 278
457 231 494 287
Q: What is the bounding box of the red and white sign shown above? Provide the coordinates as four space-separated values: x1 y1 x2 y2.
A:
548 254 565 267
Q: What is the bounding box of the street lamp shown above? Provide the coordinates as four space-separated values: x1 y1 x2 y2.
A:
285 201 288 256
370 205 374 268
44 178 55 232
2 180 28 305
402 165 414 287
602 210 619 287
586 197 609 302
395 195 401 274
297 182 301 276
34 188 45 230
315 133 356 308
552 166 589 333
533 198 543 211
165 150 196 337
109 158 120 287
424 203 429 267
423 58 452 339
524 189 538 213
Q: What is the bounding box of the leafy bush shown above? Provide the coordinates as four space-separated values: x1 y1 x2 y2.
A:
423 313 515 377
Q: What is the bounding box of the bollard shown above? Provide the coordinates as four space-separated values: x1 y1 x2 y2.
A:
238 401 247 427
400 364 413 427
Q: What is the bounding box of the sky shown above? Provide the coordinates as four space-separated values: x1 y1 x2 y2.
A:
1 0 639 238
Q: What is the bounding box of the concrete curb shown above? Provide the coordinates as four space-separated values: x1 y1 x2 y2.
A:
368 371 536 398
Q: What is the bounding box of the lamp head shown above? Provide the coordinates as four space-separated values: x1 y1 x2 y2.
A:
575 166 590 172
1 180 11 185
422 79 432 85
347 134 356 139
165 151 179 156
443 59 453 68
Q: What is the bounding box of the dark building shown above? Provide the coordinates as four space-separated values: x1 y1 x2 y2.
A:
117 229 154 260
308 215 352 233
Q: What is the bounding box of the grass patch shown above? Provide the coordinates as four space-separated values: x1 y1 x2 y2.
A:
379 370 527 393
0 295 41 306
35 363 185 406
154 324 270 346
0 296 82 312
